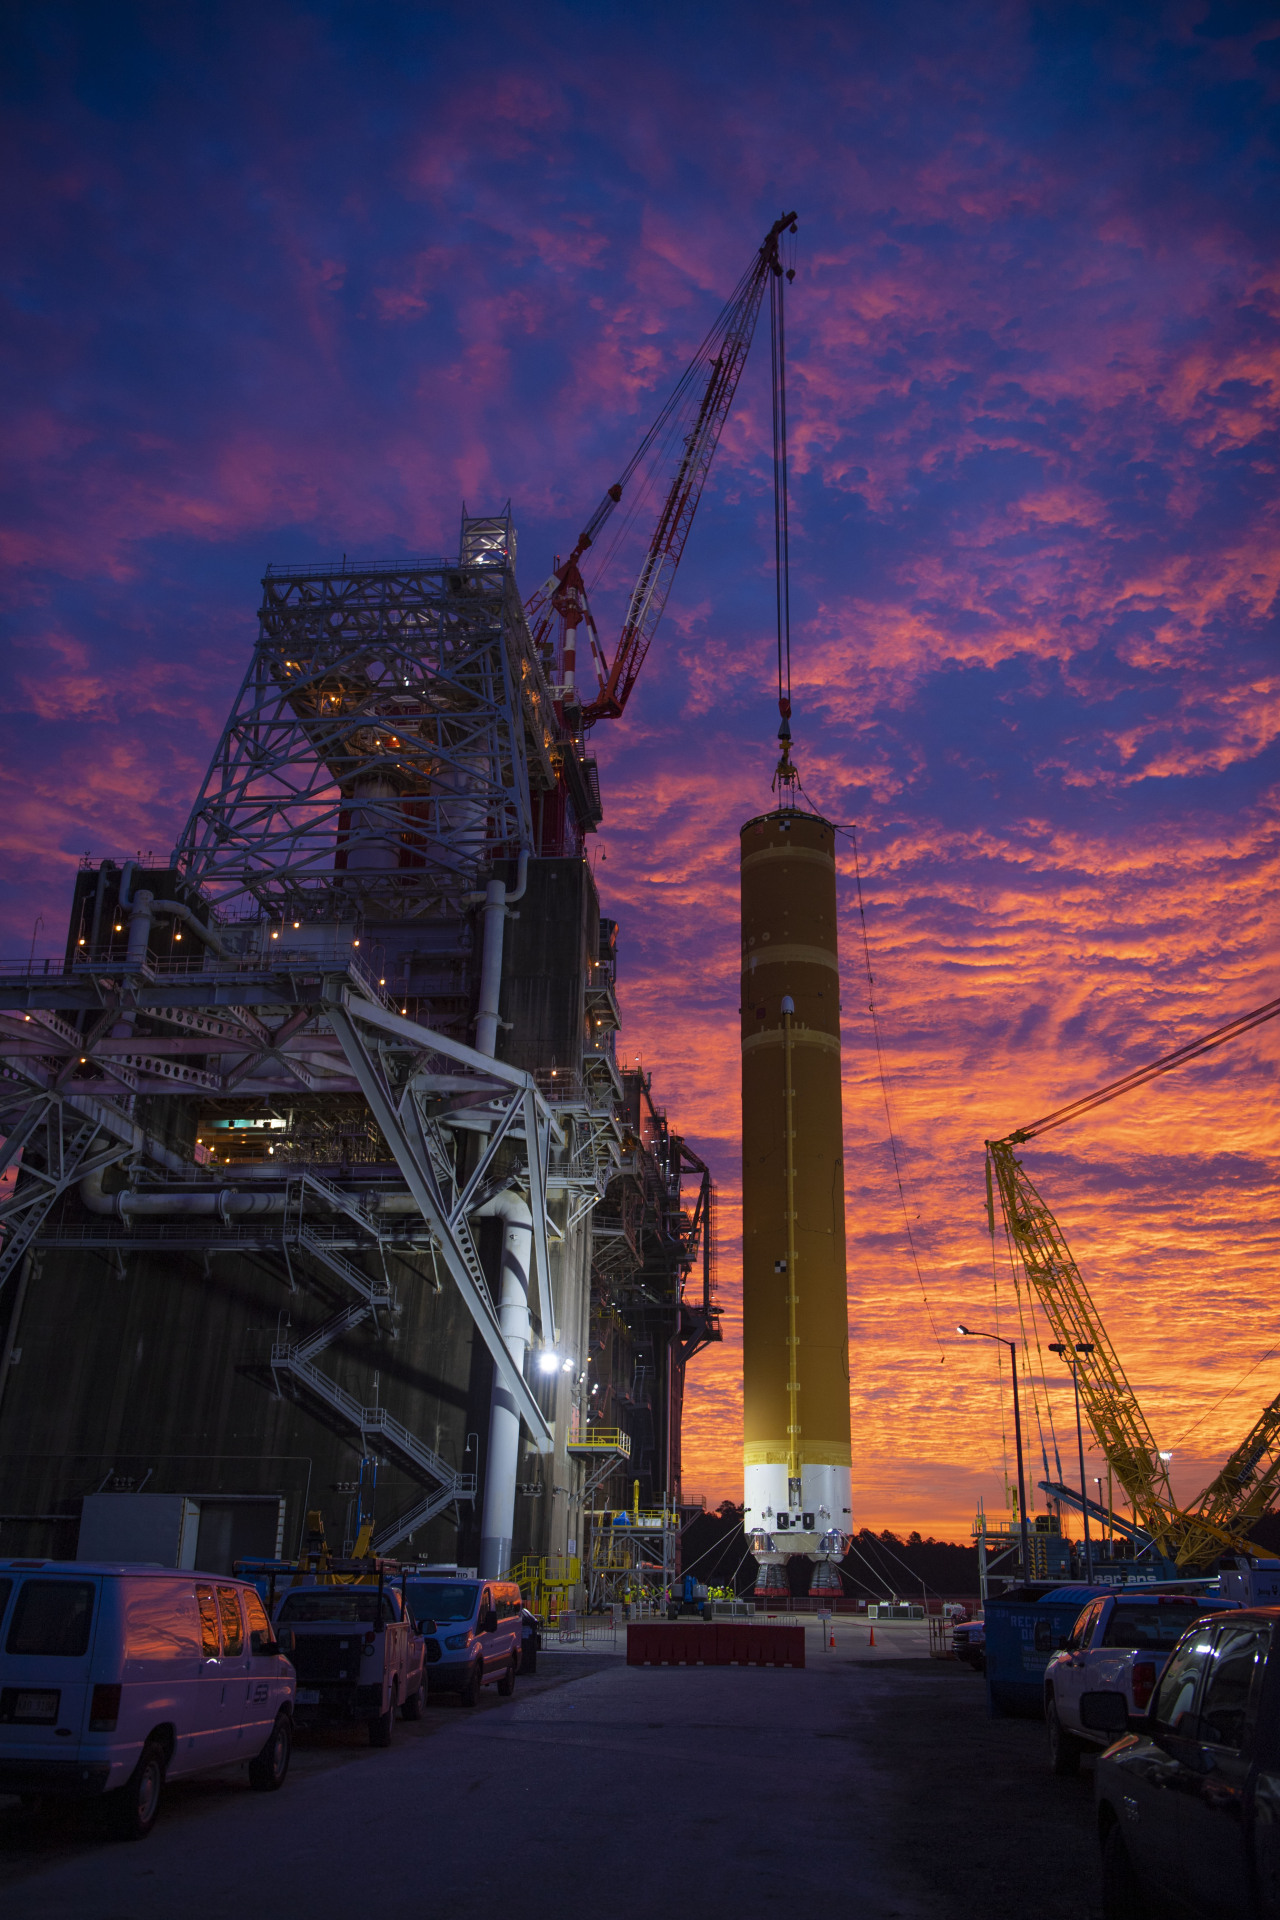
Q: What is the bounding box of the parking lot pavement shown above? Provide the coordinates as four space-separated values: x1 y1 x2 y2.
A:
0 1650 1100 1920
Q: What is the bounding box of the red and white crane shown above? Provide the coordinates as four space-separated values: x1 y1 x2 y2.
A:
526 211 798 731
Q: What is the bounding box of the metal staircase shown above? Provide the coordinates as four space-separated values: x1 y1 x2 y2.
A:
268 1342 474 1550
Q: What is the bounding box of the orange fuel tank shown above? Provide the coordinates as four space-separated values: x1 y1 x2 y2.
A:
740 805 852 1555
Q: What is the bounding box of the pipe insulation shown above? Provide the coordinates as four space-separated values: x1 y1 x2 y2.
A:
119 862 233 960
471 849 528 1057
473 1187 534 1581
78 1167 430 1220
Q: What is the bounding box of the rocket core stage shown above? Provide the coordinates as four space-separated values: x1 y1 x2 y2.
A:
740 806 853 1574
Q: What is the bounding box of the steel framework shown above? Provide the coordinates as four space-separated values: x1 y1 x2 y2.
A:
175 513 556 921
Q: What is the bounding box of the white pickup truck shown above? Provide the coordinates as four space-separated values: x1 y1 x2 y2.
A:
1044 1589 1235 1774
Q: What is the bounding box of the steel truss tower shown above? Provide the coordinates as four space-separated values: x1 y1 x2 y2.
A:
177 512 549 923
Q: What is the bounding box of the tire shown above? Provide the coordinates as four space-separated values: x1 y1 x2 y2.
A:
1047 1693 1082 1777
497 1657 517 1699
1101 1823 1147 1920
248 1712 292 1791
401 1676 425 1721
106 1742 165 1841
460 1659 483 1709
369 1683 397 1747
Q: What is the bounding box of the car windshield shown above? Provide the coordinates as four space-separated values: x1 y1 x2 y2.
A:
276 1590 395 1625
1102 1602 1205 1651
405 1581 478 1624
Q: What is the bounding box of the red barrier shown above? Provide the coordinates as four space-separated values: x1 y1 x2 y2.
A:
626 1622 805 1669
719 1624 805 1668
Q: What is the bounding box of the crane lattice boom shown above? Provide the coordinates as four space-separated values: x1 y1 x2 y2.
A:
987 1141 1182 1552
986 989 1280 1570
526 212 797 726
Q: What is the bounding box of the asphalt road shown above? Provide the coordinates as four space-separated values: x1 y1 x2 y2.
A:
0 1634 1101 1920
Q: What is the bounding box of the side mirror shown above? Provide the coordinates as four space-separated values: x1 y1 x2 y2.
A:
1080 1691 1131 1736
418 1617 436 1636
275 1626 296 1656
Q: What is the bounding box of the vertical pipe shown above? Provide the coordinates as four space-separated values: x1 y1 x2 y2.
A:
472 847 534 1579
1073 1364 1094 1582
126 891 154 969
477 1195 533 1579
1008 1342 1032 1582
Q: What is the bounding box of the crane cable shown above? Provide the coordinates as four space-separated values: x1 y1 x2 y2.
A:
770 250 792 726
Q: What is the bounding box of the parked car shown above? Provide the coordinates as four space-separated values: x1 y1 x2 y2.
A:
272 1582 424 1745
1086 1606 1279 1919
0 1559 295 1839
403 1576 524 1705
952 1616 985 1672
519 1606 541 1675
1045 1589 1237 1774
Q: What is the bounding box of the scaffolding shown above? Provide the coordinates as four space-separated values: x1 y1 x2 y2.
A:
585 1484 680 1612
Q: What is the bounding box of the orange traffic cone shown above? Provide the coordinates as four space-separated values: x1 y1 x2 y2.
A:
828 1621 836 1649
868 1625 876 1647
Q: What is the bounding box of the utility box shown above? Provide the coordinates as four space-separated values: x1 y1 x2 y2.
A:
1219 1560 1280 1606
77 1493 201 1568
984 1583 1106 1718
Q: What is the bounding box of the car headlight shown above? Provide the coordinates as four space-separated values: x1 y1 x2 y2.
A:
444 1631 471 1650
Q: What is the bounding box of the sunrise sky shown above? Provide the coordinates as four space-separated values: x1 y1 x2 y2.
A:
3 2 1278 1539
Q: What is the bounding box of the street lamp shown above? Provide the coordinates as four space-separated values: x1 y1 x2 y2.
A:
958 1325 1031 1584
1049 1342 1095 1583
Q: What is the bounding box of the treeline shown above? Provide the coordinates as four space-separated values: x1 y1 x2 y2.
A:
678 1505 979 1599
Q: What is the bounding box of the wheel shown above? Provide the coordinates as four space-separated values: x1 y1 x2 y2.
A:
401 1676 425 1721
497 1656 517 1699
248 1712 292 1791
1047 1693 1082 1777
1101 1823 1147 1920
106 1742 165 1840
368 1684 397 1747
460 1659 483 1708
521 1643 537 1676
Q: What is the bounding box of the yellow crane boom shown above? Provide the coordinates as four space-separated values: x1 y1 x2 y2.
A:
984 990 1280 1572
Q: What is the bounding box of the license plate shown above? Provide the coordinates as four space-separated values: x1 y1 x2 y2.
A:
296 1688 320 1705
14 1690 59 1722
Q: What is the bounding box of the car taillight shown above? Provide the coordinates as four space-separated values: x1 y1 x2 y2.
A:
363 1631 376 1655
1132 1661 1156 1710
89 1683 122 1731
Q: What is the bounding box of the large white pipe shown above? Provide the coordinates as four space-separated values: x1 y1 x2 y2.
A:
472 849 528 1057
80 1166 285 1219
473 1188 533 1579
119 863 233 961
77 1167 437 1219
469 851 533 1576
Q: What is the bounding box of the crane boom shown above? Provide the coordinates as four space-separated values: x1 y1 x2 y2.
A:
1184 1394 1280 1562
986 1141 1182 1553
986 990 1280 1569
526 212 798 726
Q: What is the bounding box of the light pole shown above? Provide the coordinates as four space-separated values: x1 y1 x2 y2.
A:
959 1325 1031 1585
1050 1341 1095 1583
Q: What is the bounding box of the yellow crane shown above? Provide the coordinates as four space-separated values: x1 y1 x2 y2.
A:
985 992 1280 1571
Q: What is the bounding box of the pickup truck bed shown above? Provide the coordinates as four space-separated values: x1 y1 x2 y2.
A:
1044 1590 1234 1775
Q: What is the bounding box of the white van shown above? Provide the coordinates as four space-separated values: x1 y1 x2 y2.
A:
403 1576 524 1705
0 1560 296 1838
